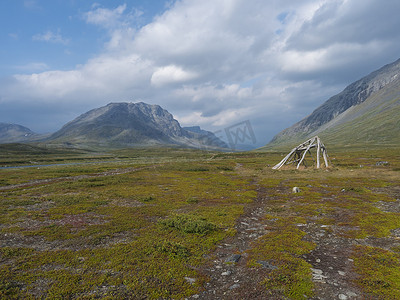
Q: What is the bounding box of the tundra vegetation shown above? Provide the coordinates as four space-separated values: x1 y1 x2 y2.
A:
0 144 399 299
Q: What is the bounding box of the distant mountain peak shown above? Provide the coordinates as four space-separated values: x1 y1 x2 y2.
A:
0 123 37 143
47 101 227 149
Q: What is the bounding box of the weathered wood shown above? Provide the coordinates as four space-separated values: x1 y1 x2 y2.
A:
316 137 321 168
297 137 314 169
272 136 329 170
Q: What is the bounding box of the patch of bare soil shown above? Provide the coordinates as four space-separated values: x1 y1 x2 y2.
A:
301 224 362 300
197 185 285 299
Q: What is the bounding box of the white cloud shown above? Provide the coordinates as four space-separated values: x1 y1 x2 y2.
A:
2 0 400 143
84 4 143 31
32 30 69 45
151 65 198 87
85 4 127 28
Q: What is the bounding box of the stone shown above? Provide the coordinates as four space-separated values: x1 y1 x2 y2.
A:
338 294 348 300
221 270 232 276
225 254 241 263
338 271 345 276
311 268 323 275
311 268 327 282
257 260 278 270
184 277 196 285
292 187 300 193
229 284 240 290
346 291 358 297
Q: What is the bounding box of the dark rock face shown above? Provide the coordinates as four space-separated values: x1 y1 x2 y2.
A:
48 102 227 149
0 123 37 143
270 58 400 145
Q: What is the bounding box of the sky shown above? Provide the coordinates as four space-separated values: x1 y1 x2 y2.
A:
1 0 400 148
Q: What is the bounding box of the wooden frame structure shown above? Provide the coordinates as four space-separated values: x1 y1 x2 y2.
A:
272 136 329 170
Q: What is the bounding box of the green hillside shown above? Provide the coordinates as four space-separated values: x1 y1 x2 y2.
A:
319 81 400 147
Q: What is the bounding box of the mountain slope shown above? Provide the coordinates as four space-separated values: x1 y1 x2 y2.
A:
267 58 400 149
0 123 38 144
47 102 227 149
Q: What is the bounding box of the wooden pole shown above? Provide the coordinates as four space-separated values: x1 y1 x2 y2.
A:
316 137 321 168
323 147 329 167
297 137 315 169
272 147 297 169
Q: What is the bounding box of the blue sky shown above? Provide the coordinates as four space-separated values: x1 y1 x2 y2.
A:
0 0 168 75
1 0 400 147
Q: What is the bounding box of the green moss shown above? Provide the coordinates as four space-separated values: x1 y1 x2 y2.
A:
248 220 315 299
263 259 314 300
154 241 191 258
348 211 400 238
352 246 400 299
159 214 217 235
2 147 399 298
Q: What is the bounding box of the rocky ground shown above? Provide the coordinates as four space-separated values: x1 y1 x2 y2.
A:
191 179 400 299
1 153 399 299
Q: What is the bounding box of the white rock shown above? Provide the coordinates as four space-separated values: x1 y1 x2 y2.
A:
346 291 358 297
292 187 300 193
184 277 196 285
311 268 323 275
338 294 348 300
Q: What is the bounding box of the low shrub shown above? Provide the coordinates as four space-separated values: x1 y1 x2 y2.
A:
159 214 217 234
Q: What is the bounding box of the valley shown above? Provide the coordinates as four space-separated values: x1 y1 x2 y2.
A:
1 145 399 299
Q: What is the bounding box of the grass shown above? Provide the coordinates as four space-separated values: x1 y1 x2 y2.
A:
0 147 255 298
159 214 217 234
1 146 400 298
352 246 400 299
248 219 315 299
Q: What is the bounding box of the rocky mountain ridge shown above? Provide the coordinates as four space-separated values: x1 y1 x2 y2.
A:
0 102 227 149
268 58 400 148
47 102 227 149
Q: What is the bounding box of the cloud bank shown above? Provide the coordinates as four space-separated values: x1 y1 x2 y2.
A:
1 0 400 146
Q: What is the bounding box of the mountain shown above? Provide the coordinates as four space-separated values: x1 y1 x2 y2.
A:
47 102 227 149
0 123 38 144
267 58 400 149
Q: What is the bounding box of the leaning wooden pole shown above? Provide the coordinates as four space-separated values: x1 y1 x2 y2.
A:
272 147 296 169
297 137 315 169
316 137 320 168
322 146 329 167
